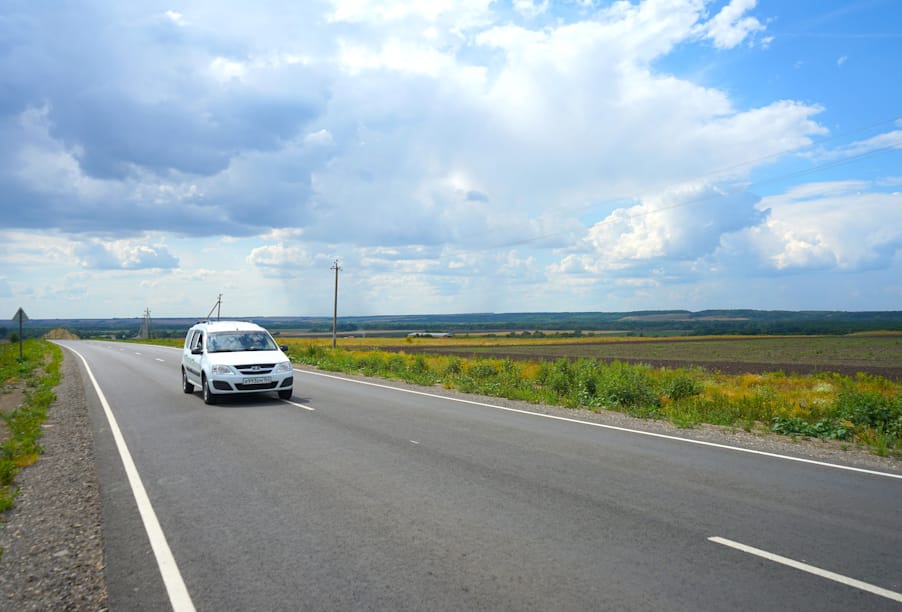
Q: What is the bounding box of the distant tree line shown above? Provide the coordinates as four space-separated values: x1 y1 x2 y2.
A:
3 310 901 340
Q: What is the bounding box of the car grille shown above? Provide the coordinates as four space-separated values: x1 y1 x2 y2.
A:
235 363 276 375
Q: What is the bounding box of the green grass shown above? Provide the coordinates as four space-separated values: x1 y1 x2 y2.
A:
0 340 62 520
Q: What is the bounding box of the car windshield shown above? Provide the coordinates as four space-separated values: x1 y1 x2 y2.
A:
208 331 277 353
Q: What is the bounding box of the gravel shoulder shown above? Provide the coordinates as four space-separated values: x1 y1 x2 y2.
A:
0 357 899 610
0 352 107 611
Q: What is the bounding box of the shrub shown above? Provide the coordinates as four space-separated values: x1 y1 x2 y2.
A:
443 357 463 377
596 361 659 410
665 374 704 402
468 362 499 379
771 416 850 440
835 388 900 433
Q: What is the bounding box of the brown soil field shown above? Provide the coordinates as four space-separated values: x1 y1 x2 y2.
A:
394 334 902 381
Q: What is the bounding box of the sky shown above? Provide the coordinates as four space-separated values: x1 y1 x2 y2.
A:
1 0 901 319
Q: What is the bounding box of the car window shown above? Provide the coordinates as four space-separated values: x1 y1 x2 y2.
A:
208 331 277 353
193 332 203 351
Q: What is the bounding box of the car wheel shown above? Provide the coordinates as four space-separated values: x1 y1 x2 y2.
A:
202 375 217 405
181 368 194 394
278 389 292 400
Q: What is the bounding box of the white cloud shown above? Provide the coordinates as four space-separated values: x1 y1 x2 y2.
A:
209 57 248 82
513 0 549 19
164 10 187 26
337 38 453 76
811 129 902 162
327 0 493 26
247 243 311 277
746 182 902 272
75 237 180 270
573 183 763 273
304 129 335 147
697 0 768 49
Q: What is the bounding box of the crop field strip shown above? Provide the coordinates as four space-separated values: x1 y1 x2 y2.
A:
363 335 902 381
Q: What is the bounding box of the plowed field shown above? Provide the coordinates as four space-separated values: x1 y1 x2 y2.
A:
396 334 902 381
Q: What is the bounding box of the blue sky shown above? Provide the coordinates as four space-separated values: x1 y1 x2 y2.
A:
1 0 900 319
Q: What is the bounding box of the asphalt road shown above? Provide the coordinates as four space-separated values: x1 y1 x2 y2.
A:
58 340 902 611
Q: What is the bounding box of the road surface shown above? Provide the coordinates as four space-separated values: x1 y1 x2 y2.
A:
58 340 902 611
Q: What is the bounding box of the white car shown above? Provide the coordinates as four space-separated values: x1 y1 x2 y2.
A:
181 320 294 404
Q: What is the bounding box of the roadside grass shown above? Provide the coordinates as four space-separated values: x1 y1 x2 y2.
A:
0 340 62 547
291 343 901 458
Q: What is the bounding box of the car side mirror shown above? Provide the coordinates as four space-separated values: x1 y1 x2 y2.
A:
279 345 289 352
192 347 203 355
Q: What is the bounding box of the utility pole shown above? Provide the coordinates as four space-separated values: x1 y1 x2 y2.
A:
331 259 341 349
139 308 152 339
206 294 222 321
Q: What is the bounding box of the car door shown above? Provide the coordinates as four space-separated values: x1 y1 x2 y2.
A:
183 330 204 384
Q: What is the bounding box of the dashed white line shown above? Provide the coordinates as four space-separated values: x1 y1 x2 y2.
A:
63 345 196 612
709 536 902 603
282 399 315 411
155 358 165 363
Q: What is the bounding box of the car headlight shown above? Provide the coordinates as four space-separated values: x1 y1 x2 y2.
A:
211 364 235 375
274 361 292 373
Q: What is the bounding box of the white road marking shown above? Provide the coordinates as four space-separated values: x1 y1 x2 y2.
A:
282 399 315 411
63 345 196 612
294 368 902 481
410 440 420 445
155 358 165 363
135 352 142 355
709 536 902 603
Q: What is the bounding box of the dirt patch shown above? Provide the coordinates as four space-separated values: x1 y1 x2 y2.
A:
0 386 26 444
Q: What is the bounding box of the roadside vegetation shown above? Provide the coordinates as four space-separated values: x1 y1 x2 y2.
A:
289 340 901 458
0 340 62 518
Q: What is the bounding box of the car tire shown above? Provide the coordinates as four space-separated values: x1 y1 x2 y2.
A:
202 375 217 405
278 389 292 400
181 368 194 394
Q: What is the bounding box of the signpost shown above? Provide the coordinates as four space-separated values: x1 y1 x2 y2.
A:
12 307 28 361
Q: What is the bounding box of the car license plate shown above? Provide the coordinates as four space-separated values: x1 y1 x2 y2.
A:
243 376 272 385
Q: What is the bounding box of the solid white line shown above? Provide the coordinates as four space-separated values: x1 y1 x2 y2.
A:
294 368 902 481
64 345 196 612
709 536 902 603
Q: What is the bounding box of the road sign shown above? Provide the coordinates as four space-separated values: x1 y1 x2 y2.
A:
12 308 28 361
